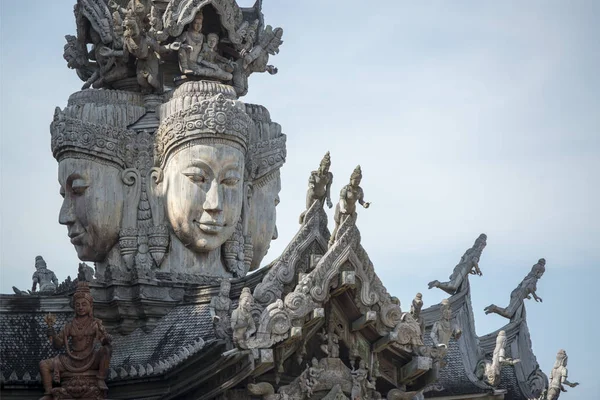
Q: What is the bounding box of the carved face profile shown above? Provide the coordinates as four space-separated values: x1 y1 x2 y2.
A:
58 158 126 261
159 143 244 252
248 172 281 270
191 12 203 33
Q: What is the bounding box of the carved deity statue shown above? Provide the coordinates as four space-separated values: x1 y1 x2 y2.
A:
197 33 235 80
428 233 487 295
300 357 323 398
231 287 256 348
152 82 254 277
39 282 112 400
543 349 579 400
351 360 370 400
410 293 425 341
484 258 546 320
476 331 520 387
32 256 58 294
329 166 370 247
299 151 333 224
319 327 340 358
210 280 233 340
431 299 461 349
177 11 206 76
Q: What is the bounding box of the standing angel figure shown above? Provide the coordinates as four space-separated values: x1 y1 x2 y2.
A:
543 349 579 400
329 165 370 247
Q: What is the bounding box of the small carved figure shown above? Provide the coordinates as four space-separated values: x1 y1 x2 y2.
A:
476 330 520 387
177 11 205 75
428 234 487 295
329 166 370 247
78 263 95 282
351 360 370 400
148 5 168 42
231 287 256 348
430 299 461 348
210 280 233 340
301 357 323 398
299 151 333 224
544 349 579 400
410 293 425 341
484 258 546 320
32 256 58 294
196 33 235 81
38 282 112 400
319 328 340 358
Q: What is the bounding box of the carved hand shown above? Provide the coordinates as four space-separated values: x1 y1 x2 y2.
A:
535 296 543 303
363 202 371 209
326 198 333 208
167 42 183 52
104 334 113 345
108 0 118 9
46 327 56 338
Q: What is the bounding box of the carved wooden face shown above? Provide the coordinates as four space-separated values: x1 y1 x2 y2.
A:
160 144 244 252
248 173 281 270
74 297 92 317
58 158 125 262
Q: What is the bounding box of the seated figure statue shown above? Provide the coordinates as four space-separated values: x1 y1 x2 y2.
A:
39 282 112 400
32 256 59 293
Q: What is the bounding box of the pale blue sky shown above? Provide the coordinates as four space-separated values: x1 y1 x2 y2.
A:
1 1 598 398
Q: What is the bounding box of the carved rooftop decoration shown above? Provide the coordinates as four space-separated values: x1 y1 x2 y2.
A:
541 349 579 400
428 233 487 295
329 165 370 248
484 258 546 320
12 256 59 296
475 330 520 387
0 2 578 400
66 0 283 95
299 151 333 225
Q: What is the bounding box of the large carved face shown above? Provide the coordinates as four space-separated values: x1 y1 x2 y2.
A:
58 158 125 261
160 144 244 252
248 172 281 270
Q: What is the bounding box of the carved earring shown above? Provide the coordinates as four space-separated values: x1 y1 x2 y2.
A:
148 168 169 267
119 168 141 270
243 182 254 274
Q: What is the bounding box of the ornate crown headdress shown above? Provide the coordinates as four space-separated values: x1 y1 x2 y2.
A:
350 165 362 181
245 103 287 184
320 151 331 170
50 89 145 169
73 281 94 304
155 82 254 167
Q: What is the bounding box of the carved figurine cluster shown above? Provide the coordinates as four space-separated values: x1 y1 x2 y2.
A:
65 0 283 95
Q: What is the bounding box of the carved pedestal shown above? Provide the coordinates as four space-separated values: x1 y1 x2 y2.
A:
50 371 105 400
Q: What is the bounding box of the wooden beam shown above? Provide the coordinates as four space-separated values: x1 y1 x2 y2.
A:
352 311 377 331
373 331 398 353
398 356 432 385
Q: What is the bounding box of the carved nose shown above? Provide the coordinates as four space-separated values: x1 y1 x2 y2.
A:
272 225 278 240
58 196 75 226
203 180 223 212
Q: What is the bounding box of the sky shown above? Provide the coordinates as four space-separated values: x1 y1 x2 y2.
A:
1 1 598 398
